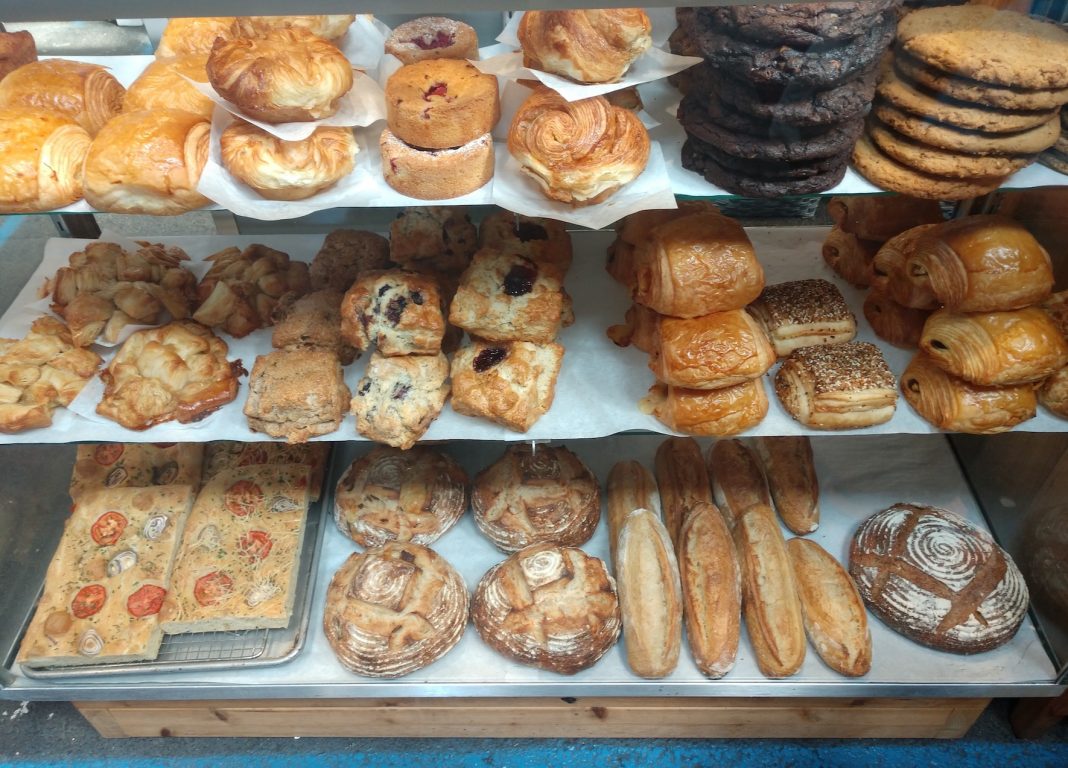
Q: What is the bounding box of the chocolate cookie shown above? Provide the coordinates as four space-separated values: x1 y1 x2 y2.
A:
896 52 1068 111
685 133 844 180
710 66 879 127
699 1 901 48
683 138 848 197
879 60 1059 134
874 101 1061 156
687 10 896 88
681 90 850 142
851 133 1005 200
868 120 1033 179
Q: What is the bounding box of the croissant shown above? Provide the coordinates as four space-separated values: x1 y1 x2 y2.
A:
821 226 880 289
1040 367 1068 419
650 309 776 390
863 290 931 348
870 223 940 309
906 215 1053 312
0 59 124 136
901 354 1036 434
231 15 355 42
826 195 943 242
0 30 36 82
123 55 214 120
0 108 91 213
207 28 354 123
155 17 235 57
1042 290 1068 340
518 9 652 84
640 379 769 437
508 87 649 206
920 307 1068 386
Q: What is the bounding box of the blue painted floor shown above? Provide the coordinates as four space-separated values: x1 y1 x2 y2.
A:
0 699 1066 767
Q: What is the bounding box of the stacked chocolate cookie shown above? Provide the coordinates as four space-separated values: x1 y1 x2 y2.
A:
674 2 899 197
854 5 1068 199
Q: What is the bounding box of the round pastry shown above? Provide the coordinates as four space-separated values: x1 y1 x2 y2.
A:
471 543 621 674
385 17 479 64
334 446 468 549
518 9 652 84
849 502 1030 653
472 443 599 553
323 543 468 678
231 15 355 43
868 120 1034 180
155 17 235 57
221 120 357 200
870 224 941 310
123 54 214 120
83 109 211 216
379 128 493 200
385 60 500 150
874 102 1061 157
207 28 354 123
508 87 650 206
0 30 37 82
0 59 124 136
0 107 91 213
900 353 1036 434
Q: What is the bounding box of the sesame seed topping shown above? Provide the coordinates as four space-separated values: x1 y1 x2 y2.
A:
790 342 895 394
754 279 853 328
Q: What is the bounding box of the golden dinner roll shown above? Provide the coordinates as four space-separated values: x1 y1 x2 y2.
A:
155 17 235 57
231 15 355 43
0 59 124 136
221 121 357 200
207 28 354 123
83 109 211 215
123 55 214 120
0 107 91 213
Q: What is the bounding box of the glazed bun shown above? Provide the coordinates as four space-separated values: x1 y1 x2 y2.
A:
123 55 214 120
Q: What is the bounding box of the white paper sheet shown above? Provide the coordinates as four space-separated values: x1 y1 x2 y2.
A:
338 15 391 74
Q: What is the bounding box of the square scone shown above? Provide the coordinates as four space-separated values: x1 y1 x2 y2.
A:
352 351 450 449
450 340 564 432
272 289 357 365
244 349 351 443
340 269 445 355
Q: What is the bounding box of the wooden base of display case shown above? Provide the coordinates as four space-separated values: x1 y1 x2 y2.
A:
1011 691 1068 738
74 697 990 740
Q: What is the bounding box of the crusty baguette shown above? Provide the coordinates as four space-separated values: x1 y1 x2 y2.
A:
786 537 871 677
616 508 683 679
734 504 806 678
655 437 714 552
606 460 659 568
678 501 741 678
754 436 819 534
708 439 771 528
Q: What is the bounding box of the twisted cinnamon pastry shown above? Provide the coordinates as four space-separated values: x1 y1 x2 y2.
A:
518 9 652 83
508 87 650 206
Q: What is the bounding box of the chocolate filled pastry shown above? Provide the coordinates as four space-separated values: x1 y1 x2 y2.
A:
650 309 776 390
334 446 467 548
0 59 124 136
0 108 91 213
863 290 931 349
821 227 880 289
606 303 660 353
1040 367 1068 419
508 87 649 206
901 353 1037 434
707 439 770 530
826 195 943 242
850 503 1030 654
748 279 856 358
230 15 355 42
385 17 479 64
920 307 1068 386
906 215 1054 313
754 436 819 536
156 17 235 57
608 201 719 289
123 55 214 120
775 342 897 429
471 543 620 674
207 28 353 123
323 543 468 678
606 460 660 567
871 224 941 310
472 443 599 553
518 9 652 84
654 437 714 552
632 210 764 318
641 378 769 437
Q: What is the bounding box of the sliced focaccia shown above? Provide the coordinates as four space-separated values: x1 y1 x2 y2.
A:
161 464 310 634
69 443 205 500
203 441 330 501
18 484 196 667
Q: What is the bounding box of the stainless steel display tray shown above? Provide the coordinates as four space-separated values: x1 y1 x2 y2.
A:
18 478 328 680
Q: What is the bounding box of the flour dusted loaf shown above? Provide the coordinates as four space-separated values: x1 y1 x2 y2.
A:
850 503 1030 654
654 437 713 551
472 443 599 553
70 443 205 501
334 446 467 549
472 543 621 674
351 352 450 450
707 439 770 530
753 436 819 536
605 460 660 567
340 269 445 356
161 464 311 634
324 543 468 678
18 485 195 667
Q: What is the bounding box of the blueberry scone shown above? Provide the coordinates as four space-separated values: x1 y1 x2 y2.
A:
351 351 450 449
340 270 445 356
478 210 573 275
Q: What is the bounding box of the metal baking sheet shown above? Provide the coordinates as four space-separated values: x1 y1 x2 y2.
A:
17 471 328 679
3 434 1058 700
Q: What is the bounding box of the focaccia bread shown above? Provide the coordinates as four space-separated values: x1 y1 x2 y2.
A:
18 485 195 667
162 464 311 634
203 441 330 502
70 443 205 500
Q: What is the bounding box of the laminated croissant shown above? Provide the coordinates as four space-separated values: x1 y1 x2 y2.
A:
900 354 1037 434
0 59 124 136
0 107 91 213
508 87 649 206
863 290 931 348
640 378 769 436
1040 367 1068 419
821 226 879 289
649 309 776 390
231 15 355 42
920 307 1068 386
518 9 652 83
826 194 943 242
155 17 235 57
123 55 214 120
870 223 940 310
906 215 1054 312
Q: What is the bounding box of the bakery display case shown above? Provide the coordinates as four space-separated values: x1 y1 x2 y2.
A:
2 2 1068 740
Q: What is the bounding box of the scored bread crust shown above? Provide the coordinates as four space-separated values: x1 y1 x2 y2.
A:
708 439 771 529
605 460 659 568
753 436 820 535
653 437 713 552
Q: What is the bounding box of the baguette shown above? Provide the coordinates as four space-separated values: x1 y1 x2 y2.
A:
708 439 770 528
606 460 659 568
654 437 714 551
753 436 820 535
787 537 871 677
678 501 741 678
616 508 683 679
734 504 806 678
